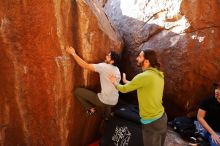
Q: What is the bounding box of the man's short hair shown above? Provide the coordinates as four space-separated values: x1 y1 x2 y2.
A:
142 49 160 69
110 51 120 67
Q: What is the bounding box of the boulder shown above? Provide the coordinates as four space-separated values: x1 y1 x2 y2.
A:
104 0 220 118
0 0 123 145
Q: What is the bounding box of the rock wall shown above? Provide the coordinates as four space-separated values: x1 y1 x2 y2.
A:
104 0 220 118
0 0 123 146
1 0 219 145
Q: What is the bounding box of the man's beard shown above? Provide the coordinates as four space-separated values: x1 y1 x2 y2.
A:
137 60 144 67
215 92 220 99
105 59 110 64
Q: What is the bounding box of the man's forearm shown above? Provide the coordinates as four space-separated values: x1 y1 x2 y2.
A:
114 83 132 93
71 53 89 69
198 118 215 135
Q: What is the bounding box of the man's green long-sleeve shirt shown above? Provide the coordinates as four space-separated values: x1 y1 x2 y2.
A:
116 67 164 120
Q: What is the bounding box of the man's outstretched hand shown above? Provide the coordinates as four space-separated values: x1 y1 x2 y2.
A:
66 46 76 56
109 74 119 87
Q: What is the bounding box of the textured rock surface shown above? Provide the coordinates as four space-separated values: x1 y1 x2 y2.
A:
1 0 219 145
0 0 122 146
104 0 220 118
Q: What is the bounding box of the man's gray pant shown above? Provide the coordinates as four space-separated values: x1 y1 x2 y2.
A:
142 112 167 146
74 87 112 117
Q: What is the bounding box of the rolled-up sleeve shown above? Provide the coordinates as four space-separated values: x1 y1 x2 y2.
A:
199 98 209 111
